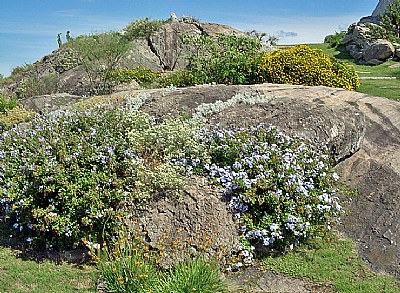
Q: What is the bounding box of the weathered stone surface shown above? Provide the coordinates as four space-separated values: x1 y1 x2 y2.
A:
341 23 395 64
363 39 395 61
118 83 400 278
138 84 365 163
126 176 239 268
372 0 394 17
226 267 333 292
149 22 201 71
19 93 85 114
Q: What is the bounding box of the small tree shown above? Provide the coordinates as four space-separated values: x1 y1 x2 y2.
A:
380 0 400 40
69 32 130 95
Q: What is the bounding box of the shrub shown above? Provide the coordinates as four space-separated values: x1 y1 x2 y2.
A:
0 94 17 114
324 31 346 48
16 73 59 98
0 99 202 249
96 230 159 293
109 67 160 86
258 45 360 90
95 228 227 293
175 34 264 86
185 123 345 268
68 32 130 95
155 257 227 293
124 18 169 41
380 0 400 41
0 106 35 132
158 70 199 88
0 107 134 249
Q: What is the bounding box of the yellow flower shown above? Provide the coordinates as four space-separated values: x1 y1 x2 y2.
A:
118 275 124 285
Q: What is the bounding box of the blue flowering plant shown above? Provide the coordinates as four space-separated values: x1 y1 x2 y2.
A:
0 98 204 250
0 106 138 249
187 124 344 267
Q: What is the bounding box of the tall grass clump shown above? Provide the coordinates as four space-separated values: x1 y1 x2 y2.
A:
93 227 227 293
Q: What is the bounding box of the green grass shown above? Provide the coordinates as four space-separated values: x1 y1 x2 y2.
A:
261 232 400 293
307 43 400 100
0 247 97 293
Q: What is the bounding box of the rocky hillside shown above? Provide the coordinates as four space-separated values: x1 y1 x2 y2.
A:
2 18 247 97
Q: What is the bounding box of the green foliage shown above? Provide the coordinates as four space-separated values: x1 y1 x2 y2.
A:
16 73 58 98
189 124 345 264
95 229 227 293
262 233 400 292
324 31 346 48
182 34 264 86
158 70 199 88
0 106 35 132
124 17 169 40
0 107 133 249
68 32 130 95
109 67 160 86
258 45 360 90
156 258 227 293
380 0 400 40
10 63 34 79
96 230 159 292
365 23 388 40
0 102 202 249
0 94 17 113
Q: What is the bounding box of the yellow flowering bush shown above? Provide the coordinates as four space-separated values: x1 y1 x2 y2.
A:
258 45 360 90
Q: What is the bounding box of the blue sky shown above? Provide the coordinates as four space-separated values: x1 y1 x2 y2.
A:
0 0 378 77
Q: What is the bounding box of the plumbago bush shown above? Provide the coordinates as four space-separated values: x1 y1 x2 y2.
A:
185 123 344 269
0 98 201 249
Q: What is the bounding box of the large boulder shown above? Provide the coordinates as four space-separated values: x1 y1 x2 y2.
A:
19 93 85 114
363 39 395 63
116 83 400 278
341 23 395 64
127 176 240 268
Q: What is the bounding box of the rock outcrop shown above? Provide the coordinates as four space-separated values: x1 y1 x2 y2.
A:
5 20 246 97
19 93 85 114
112 83 400 279
341 23 395 65
372 0 394 17
341 0 400 65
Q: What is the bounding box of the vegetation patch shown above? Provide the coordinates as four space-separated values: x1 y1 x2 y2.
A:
0 246 96 292
258 45 360 90
262 233 400 292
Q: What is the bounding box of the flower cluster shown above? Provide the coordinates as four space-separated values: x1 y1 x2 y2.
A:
0 103 199 249
186 123 344 263
0 107 137 248
258 45 360 90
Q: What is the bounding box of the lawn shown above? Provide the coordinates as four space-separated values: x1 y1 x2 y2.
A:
261 233 400 293
307 43 400 100
0 247 97 293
